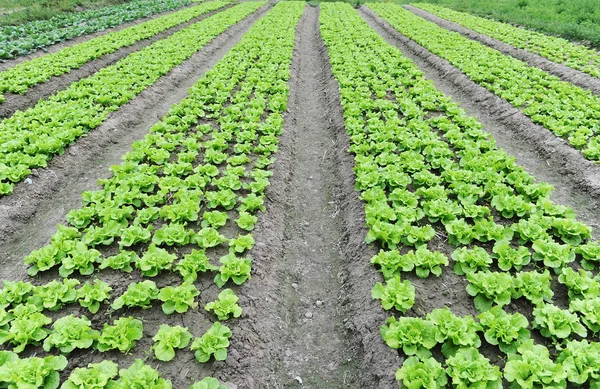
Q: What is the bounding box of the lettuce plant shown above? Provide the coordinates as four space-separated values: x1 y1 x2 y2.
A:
214 253 252 288
0 304 52 353
551 217 591 245
191 322 232 363
96 316 143 353
235 211 258 232
111 280 159 310
412 245 448 278
371 276 415 313
446 348 502 389
491 242 531 271
576 242 600 270
195 227 228 249
531 239 575 270
556 340 600 387
175 249 218 283
570 297 600 334
43 314 99 354
205 289 243 320
558 268 600 301
228 234 255 254
514 270 553 307
62 360 119 389
533 304 587 340
152 324 192 362
379 316 438 359
158 283 199 314
136 245 177 277
201 211 229 229
0 351 67 389
59 242 101 277
0 280 34 309
395 356 447 389
189 377 228 389
112 359 172 389
451 246 492 275
370 249 415 280
77 279 112 314
28 278 79 311
504 340 567 389
152 223 194 246
119 225 153 247
466 271 515 312
427 307 481 357
478 306 530 354
98 251 138 273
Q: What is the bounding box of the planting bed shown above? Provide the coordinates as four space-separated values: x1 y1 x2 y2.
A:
2 1 600 388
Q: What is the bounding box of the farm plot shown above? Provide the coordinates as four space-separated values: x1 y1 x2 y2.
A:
2 0 600 388
0 1 304 387
368 3 600 163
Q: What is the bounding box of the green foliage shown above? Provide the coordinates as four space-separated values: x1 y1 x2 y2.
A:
111 280 159 310
0 351 67 389
175 250 218 283
96 316 143 353
188 378 228 389
478 306 530 354
76 279 112 314
514 270 553 307
466 271 515 312
380 316 438 359
152 324 192 362
395 356 447 389
28 279 79 311
504 340 566 389
0 304 52 353
62 360 119 389
446 348 502 388
191 322 232 363
214 253 252 288
451 246 491 275
112 359 172 389
204 289 243 320
533 304 587 340
43 314 99 354
136 245 177 277
371 276 415 313
427 307 481 357
158 283 199 315
557 340 600 386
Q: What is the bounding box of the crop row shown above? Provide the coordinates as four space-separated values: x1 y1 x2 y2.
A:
322 3 600 387
0 2 264 197
0 0 202 60
0 352 227 389
413 3 600 79
0 2 305 386
0 1 228 99
368 3 600 162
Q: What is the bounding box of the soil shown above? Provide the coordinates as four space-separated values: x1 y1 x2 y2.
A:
0 3 233 118
359 6 600 239
404 5 600 97
216 6 399 388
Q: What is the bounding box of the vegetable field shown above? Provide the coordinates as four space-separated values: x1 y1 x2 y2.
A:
1 0 600 388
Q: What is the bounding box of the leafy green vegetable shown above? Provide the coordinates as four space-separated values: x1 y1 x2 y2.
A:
152 324 192 362
427 307 481 357
556 340 600 386
205 289 243 320
188 378 228 389
96 316 143 353
395 356 447 389
0 351 67 389
214 253 252 288
466 271 515 311
112 359 172 389
478 305 530 354
158 283 199 314
62 360 119 389
175 249 218 283
445 348 502 389
451 246 492 275
504 339 566 389
533 304 587 340
380 316 438 359
43 314 99 354
111 280 159 310
28 279 79 311
371 276 415 313
190 322 232 363
77 279 112 314
136 245 177 277
0 304 52 353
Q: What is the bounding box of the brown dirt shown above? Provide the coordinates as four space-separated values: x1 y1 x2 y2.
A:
0 3 233 118
404 5 600 97
216 5 399 388
0 3 273 271
359 6 600 238
0 1 208 71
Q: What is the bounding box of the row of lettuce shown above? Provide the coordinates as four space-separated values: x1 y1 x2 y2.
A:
412 3 600 79
0 1 228 99
0 2 306 388
322 3 600 388
367 3 600 163
0 2 265 197
0 0 204 60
